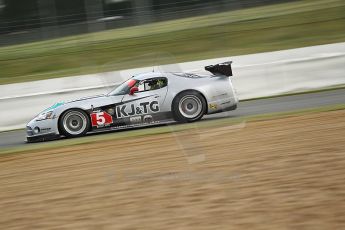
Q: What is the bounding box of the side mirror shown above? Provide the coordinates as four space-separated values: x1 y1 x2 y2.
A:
129 87 138 95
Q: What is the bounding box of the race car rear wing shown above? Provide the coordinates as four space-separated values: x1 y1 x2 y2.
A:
205 61 233 77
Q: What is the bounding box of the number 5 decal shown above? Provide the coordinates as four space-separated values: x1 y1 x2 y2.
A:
91 111 113 127
96 112 106 125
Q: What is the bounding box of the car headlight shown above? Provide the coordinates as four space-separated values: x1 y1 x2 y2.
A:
36 111 54 121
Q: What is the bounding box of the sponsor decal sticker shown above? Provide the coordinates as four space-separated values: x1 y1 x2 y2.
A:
209 104 218 109
116 101 160 118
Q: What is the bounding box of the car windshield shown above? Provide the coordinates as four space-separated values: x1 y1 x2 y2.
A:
108 79 138 96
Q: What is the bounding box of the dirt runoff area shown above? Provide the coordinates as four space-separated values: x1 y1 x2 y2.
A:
1 109 345 230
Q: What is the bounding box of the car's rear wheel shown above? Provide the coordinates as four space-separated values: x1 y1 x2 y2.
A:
172 91 206 122
59 109 90 137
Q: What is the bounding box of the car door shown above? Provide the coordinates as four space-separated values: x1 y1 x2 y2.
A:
118 77 168 121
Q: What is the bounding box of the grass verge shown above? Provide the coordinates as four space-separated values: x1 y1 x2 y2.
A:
0 0 344 84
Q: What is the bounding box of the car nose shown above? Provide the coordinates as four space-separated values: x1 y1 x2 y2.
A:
26 118 38 136
26 118 56 136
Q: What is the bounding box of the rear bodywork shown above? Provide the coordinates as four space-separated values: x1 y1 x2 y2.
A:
26 62 238 142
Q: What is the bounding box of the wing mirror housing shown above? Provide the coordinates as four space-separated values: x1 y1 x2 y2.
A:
129 87 139 95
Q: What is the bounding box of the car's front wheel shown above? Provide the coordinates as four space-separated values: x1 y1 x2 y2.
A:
59 109 90 137
172 91 206 122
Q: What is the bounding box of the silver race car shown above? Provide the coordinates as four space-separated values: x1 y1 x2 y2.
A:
26 62 238 142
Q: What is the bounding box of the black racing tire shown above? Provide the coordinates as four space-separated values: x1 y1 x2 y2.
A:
59 109 90 137
172 91 207 123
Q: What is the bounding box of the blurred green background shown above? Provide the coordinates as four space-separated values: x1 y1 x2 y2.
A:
0 0 344 85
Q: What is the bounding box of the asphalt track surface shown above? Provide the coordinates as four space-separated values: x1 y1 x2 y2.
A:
0 88 344 148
